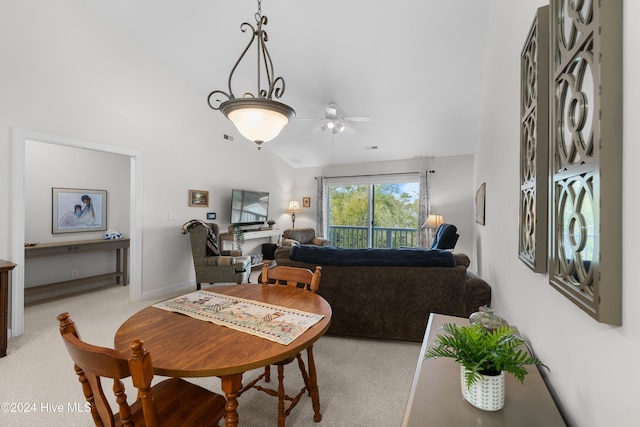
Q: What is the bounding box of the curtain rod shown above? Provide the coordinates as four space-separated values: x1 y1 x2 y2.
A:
316 170 434 180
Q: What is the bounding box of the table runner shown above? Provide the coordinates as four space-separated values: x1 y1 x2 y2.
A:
152 290 324 345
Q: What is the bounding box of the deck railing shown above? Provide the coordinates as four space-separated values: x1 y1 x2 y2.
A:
328 225 418 248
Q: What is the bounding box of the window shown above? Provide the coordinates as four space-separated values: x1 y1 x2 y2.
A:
326 176 420 248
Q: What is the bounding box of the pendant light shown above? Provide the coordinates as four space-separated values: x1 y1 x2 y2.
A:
207 0 295 150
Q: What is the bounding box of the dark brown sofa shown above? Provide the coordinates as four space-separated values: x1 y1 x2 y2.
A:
273 245 491 342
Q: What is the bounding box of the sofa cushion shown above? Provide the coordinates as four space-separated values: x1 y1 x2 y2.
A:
289 245 456 267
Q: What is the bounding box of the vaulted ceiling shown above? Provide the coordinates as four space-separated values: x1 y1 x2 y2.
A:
86 0 490 168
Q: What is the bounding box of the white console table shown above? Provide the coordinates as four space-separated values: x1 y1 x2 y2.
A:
218 228 283 252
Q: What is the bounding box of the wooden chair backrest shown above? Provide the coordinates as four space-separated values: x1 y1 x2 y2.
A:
260 261 322 293
57 312 160 427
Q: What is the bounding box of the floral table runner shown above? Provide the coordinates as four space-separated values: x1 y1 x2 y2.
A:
152 290 324 345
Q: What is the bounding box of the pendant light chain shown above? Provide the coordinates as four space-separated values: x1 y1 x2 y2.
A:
255 0 263 100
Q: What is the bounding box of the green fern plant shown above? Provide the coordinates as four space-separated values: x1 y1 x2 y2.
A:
425 323 548 389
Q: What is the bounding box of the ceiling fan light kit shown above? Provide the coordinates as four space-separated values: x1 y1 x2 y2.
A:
207 0 295 150
306 102 370 135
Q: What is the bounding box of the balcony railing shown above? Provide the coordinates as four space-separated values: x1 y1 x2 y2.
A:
328 225 418 248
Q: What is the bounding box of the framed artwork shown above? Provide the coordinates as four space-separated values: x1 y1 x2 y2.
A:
475 183 486 225
302 197 311 208
52 187 107 234
189 190 209 207
518 6 549 273
548 0 622 324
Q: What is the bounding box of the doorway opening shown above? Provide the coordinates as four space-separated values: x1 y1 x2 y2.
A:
10 128 143 337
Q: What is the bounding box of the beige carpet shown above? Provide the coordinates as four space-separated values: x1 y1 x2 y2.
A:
0 284 421 427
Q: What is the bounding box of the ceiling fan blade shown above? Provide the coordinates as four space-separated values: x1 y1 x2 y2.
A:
344 116 372 122
312 123 327 133
341 124 357 134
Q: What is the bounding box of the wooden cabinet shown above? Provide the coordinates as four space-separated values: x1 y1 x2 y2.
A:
402 313 566 426
1 260 17 357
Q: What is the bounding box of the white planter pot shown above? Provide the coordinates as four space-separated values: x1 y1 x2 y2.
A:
461 366 505 411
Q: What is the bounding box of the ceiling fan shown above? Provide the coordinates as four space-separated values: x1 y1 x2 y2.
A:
300 102 372 134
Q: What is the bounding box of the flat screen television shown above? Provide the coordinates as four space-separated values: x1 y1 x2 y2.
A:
230 189 269 226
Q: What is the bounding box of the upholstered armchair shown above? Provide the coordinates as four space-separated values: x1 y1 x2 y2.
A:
183 221 251 290
281 228 330 247
430 223 459 250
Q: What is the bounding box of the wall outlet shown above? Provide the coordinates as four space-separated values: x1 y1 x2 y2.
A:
71 269 79 279
168 211 177 220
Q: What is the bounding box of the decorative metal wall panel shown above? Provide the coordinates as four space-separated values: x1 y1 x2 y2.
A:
549 0 622 324
519 6 549 272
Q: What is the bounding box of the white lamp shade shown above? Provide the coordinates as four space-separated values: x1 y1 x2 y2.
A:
423 214 444 229
286 199 302 213
219 98 295 144
228 107 289 143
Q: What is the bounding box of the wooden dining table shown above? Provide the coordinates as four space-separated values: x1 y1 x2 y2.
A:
114 283 332 427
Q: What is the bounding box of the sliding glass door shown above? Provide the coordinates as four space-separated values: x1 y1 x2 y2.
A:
327 180 419 248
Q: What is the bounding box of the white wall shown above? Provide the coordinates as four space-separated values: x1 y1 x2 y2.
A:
25 142 131 244
292 155 475 260
0 0 296 300
430 155 474 263
475 1 638 426
23 141 130 297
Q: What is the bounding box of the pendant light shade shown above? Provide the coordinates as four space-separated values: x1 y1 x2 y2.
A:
220 98 295 145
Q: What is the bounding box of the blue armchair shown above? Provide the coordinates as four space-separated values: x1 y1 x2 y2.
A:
430 223 459 250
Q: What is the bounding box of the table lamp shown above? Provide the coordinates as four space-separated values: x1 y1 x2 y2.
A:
423 214 444 247
286 199 302 228
423 214 445 230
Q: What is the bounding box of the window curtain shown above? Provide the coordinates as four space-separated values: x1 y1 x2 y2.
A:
418 170 430 247
315 176 328 238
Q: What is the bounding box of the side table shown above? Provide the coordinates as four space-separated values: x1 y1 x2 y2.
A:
402 313 566 426
1 260 17 357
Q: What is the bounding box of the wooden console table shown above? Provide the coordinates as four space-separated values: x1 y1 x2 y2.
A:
402 313 566 426
1 260 17 357
24 238 129 298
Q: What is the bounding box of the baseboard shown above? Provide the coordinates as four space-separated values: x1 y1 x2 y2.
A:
140 280 195 300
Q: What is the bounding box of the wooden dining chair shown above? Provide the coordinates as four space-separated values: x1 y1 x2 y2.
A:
57 312 226 427
239 261 323 427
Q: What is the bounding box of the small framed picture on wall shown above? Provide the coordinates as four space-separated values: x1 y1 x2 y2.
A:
189 190 209 207
302 197 311 208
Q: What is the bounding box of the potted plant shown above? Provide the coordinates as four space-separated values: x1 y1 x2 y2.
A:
425 323 547 411
266 219 276 229
231 224 245 253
